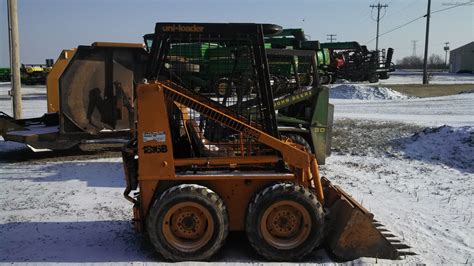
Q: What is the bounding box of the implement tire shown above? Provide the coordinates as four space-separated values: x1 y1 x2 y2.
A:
147 184 229 261
245 182 324 261
283 133 313 153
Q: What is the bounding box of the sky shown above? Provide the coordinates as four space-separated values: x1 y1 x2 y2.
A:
0 0 473 67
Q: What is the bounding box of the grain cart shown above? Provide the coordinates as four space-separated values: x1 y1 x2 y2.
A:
0 43 147 150
122 22 413 262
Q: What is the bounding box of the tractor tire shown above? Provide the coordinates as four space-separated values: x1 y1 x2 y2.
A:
147 184 229 261
214 77 233 97
319 75 330 85
283 133 312 153
304 73 314 86
379 72 390 80
245 182 325 261
368 73 379 83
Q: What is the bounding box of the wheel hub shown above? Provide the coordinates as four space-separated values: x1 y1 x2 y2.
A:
260 200 311 250
268 206 301 238
163 202 214 252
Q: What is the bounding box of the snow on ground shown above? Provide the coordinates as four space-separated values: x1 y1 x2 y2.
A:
0 83 47 119
400 125 474 171
379 71 474 85
323 121 474 264
329 84 410 100
323 153 473 264
1 78 473 264
331 92 474 127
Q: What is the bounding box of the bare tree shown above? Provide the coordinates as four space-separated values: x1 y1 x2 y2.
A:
396 56 423 69
396 54 445 69
428 54 444 68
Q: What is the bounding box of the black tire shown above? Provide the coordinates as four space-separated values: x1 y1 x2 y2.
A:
368 73 379 83
245 182 325 261
283 133 313 153
214 77 233 97
319 75 330 85
147 184 229 261
379 72 390 79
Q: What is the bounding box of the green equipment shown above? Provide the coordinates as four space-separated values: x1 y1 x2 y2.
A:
0 68 10 82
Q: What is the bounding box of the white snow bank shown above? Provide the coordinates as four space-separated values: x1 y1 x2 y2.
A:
397 125 474 172
329 84 410 100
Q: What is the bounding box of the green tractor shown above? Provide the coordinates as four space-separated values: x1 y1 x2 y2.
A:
265 28 335 84
0 68 11 82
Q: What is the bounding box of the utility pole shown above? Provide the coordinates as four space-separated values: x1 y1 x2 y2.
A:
370 2 388 51
411 40 418 56
7 0 22 119
443 42 450 68
422 0 431 84
326 34 337 43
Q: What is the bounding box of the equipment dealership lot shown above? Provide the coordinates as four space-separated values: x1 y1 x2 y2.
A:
1 75 473 264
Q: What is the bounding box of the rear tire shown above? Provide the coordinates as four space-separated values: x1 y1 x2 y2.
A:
147 184 229 261
245 182 325 261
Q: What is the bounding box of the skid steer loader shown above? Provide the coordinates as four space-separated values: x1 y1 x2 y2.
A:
122 22 414 261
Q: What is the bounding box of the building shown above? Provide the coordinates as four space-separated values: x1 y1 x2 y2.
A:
449 42 474 73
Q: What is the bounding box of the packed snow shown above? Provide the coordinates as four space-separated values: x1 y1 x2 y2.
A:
1 76 474 264
329 84 410 100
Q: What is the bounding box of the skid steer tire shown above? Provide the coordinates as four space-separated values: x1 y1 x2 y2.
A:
283 134 312 153
147 184 229 261
246 182 324 261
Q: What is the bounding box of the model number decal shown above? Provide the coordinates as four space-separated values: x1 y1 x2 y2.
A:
143 131 166 142
143 145 168 154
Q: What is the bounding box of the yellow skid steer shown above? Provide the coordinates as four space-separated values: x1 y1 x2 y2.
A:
122 23 414 261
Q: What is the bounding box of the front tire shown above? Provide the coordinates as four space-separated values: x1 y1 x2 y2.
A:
245 182 325 261
147 184 229 261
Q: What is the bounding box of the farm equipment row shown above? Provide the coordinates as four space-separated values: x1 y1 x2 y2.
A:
265 28 395 84
0 22 411 262
0 59 54 85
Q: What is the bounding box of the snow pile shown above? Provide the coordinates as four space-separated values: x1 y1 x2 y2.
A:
329 84 410 100
397 125 474 172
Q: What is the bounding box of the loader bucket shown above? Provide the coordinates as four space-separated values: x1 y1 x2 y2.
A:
322 177 414 260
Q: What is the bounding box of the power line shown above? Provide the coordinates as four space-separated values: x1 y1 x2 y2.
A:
365 0 472 45
382 0 421 21
365 15 424 44
434 1 473 14
326 34 337 43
